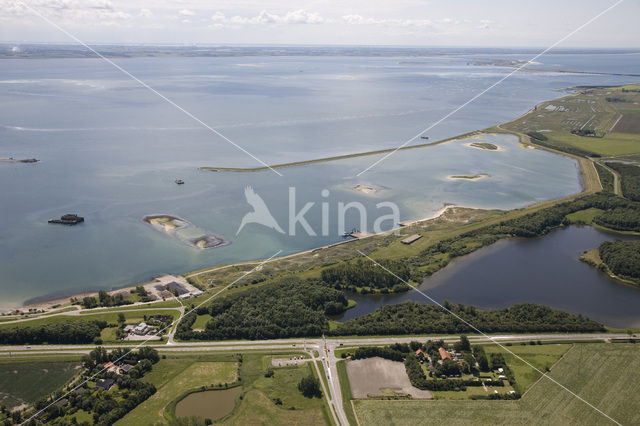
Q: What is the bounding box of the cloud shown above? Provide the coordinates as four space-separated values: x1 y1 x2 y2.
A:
341 14 433 28
139 8 152 18
0 0 130 21
477 19 493 29
178 9 195 17
209 9 324 27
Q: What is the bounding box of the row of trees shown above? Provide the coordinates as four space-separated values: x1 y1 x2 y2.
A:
0 320 106 345
81 290 133 309
79 285 154 309
333 302 604 336
82 346 160 372
352 346 405 362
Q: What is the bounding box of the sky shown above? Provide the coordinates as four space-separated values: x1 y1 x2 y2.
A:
0 0 638 48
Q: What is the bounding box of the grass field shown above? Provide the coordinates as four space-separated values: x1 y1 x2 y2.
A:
117 360 238 425
222 354 329 425
483 343 571 393
353 343 640 425
336 360 358 426
223 389 325 426
192 313 212 330
117 353 329 425
0 360 80 409
564 208 606 225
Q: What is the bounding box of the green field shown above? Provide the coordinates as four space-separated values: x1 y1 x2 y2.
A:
353 343 640 425
0 360 80 409
222 354 329 425
483 343 571 392
192 313 212 330
564 208 606 225
503 85 640 158
117 360 239 425
116 353 329 425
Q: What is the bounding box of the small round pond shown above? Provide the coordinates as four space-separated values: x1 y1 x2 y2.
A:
175 386 242 421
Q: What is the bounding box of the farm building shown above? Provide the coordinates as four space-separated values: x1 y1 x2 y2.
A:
96 378 115 391
438 347 452 360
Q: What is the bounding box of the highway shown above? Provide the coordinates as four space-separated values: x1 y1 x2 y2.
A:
1 333 635 426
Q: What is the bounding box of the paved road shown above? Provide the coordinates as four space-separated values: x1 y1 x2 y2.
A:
2 333 635 426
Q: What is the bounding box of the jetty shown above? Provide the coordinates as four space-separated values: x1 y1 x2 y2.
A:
48 214 84 225
346 229 374 239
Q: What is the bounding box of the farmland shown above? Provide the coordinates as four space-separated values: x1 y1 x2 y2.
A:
0 359 80 410
501 85 640 158
353 343 640 425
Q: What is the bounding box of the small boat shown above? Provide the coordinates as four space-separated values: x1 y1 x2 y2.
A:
48 214 84 225
175 179 185 185
420 136 429 140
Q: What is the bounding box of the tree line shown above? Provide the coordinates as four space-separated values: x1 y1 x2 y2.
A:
332 302 604 336
0 319 107 345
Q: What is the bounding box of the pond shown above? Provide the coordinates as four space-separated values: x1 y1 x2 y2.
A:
175 386 242 421
336 226 640 328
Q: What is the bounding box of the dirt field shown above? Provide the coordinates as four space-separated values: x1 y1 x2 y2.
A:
612 113 640 134
346 357 433 399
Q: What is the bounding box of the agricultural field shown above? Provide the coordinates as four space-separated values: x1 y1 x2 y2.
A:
346 357 433 399
483 343 571 392
0 359 80 409
503 85 640 158
611 111 640 134
353 343 640 425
